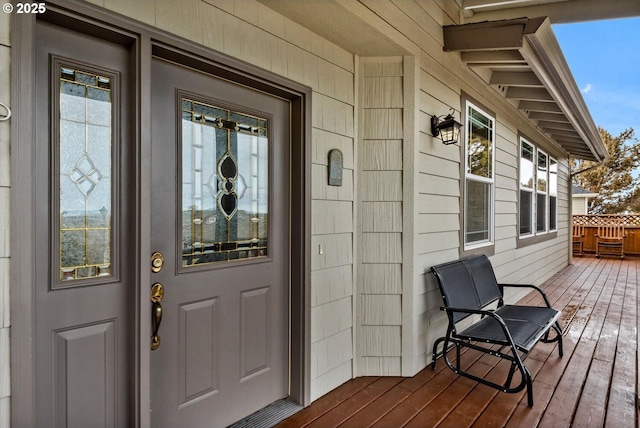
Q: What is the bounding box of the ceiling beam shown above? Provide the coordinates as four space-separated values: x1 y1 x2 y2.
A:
506 87 554 101
536 120 575 131
527 112 569 122
461 50 525 64
490 71 542 86
547 129 583 139
444 18 545 52
518 100 562 112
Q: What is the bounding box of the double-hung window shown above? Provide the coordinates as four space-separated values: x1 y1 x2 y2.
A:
519 137 557 239
464 101 495 249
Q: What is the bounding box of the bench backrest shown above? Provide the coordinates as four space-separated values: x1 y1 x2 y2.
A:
431 255 502 323
572 224 584 238
597 220 625 240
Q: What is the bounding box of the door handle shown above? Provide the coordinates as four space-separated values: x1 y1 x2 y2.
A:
151 302 163 350
150 283 164 350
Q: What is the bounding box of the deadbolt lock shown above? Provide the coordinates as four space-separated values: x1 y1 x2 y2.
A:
151 251 164 273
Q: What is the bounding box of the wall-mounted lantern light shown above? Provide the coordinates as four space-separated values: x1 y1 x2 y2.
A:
431 112 462 145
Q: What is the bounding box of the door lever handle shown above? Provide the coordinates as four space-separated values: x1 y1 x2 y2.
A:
151 301 163 350
150 283 164 350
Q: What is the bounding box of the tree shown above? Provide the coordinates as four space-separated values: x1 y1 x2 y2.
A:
572 127 640 214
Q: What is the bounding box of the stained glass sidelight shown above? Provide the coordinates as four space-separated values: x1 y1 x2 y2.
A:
59 67 113 281
181 98 269 266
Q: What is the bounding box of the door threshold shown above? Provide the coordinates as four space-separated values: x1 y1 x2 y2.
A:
227 397 303 428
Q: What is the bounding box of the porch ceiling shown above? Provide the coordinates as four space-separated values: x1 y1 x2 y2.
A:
444 16 606 162
463 0 640 23
256 0 408 56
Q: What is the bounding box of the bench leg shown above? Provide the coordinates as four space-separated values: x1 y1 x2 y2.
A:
505 362 517 389
431 336 446 369
554 323 564 357
525 366 534 407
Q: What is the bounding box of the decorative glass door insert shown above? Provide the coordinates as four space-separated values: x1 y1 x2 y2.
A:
181 97 269 266
59 66 113 281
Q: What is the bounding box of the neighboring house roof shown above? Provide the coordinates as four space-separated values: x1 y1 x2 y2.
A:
442 17 607 162
572 184 598 198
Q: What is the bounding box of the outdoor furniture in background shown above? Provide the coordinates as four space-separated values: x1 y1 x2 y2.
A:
572 214 640 256
430 255 563 407
595 219 626 259
572 224 585 256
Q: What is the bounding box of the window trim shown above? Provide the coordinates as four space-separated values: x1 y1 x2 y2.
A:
462 98 496 254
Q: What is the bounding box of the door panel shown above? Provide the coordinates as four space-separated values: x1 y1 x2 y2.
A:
150 58 291 427
34 21 132 427
178 298 220 406
240 286 271 379
53 321 116 428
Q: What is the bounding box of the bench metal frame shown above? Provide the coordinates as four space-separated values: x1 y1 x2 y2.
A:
430 255 563 407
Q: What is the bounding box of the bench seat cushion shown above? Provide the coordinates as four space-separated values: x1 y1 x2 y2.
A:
456 305 560 352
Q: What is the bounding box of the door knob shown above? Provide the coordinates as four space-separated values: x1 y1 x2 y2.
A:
150 283 164 350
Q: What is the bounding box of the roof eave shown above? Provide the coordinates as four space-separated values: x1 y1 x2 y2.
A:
444 17 607 162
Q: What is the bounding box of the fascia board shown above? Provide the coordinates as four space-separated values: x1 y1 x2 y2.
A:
519 18 607 161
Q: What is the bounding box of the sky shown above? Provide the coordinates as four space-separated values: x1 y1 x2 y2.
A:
553 17 640 138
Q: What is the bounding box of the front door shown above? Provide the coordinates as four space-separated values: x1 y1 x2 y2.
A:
34 21 133 426
149 58 291 427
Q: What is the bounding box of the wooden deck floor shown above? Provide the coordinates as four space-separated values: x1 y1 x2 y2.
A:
277 256 639 428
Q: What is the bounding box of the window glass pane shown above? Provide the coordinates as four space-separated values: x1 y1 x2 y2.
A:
467 105 493 179
549 158 558 196
181 98 269 266
520 189 533 235
59 67 112 281
550 196 557 231
520 141 534 189
466 179 491 244
549 158 557 231
537 193 547 233
537 151 548 193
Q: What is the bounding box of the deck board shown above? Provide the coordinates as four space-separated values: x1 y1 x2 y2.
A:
276 256 639 428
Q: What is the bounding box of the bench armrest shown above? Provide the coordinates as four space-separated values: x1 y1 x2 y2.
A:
498 283 553 308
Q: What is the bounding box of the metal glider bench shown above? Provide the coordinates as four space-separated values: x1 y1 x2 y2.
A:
430 255 563 407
